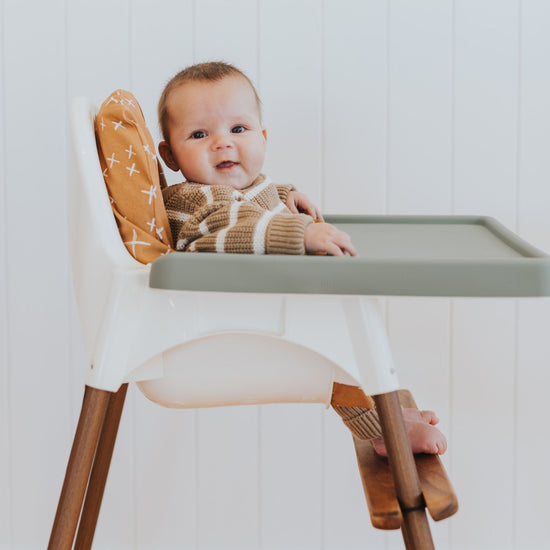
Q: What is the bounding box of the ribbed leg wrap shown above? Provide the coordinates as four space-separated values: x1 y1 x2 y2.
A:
332 405 382 440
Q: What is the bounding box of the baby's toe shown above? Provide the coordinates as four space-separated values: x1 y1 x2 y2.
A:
420 409 439 425
370 436 388 457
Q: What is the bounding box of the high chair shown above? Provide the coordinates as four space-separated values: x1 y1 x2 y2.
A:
53 92 549 549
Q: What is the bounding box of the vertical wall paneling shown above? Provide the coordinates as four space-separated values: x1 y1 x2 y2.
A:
384 0 454 427
517 0 550 250
452 3 519 549
387 0 453 215
386 298 451 550
196 407 260 549
323 410 387 549
66 0 131 108
323 1 388 547
451 300 516 549
4 0 71 546
385 3 454 548
194 0 258 80
131 0 194 188
453 0 519 228
259 2 324 548
516 2 550 548
0 0 12 546
194 3 262 548
66 1 136 547
324 0 387 216
134 397 198 549
516 300 550 548
260 403 324 550
129 2 197 547
260 0 323 207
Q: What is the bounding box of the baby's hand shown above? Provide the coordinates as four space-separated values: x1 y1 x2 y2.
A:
304 222 357 257
286 191 323 221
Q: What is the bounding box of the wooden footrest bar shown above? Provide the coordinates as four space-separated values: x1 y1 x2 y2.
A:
353 390 458 530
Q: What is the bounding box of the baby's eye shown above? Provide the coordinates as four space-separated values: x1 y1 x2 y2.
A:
231 125 246 134
191 130 206 139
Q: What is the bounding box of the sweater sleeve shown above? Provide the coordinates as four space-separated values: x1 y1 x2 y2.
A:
276 184 295 205
163 184 313 254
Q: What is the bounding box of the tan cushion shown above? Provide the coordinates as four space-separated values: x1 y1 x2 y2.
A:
95 90 173 264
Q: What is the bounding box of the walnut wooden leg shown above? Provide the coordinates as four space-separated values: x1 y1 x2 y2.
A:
75 383 128 550
373 391 435 550
48 386 112 550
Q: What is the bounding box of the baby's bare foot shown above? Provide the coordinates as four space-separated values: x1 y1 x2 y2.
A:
370 408 447 457
402 408 439 426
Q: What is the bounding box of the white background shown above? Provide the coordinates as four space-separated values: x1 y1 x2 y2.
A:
1 1 550 549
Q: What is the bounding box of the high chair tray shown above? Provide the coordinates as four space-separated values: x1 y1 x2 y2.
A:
149 215 550 297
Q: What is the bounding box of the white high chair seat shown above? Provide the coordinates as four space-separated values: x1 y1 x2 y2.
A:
69 97 399 406
49 97 460 550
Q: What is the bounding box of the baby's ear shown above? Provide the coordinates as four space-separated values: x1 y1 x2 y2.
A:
158 141 180 172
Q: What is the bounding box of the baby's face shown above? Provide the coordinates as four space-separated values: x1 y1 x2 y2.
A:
160 75 266 190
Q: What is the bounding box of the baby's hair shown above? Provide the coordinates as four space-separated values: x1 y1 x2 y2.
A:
158 61 262 141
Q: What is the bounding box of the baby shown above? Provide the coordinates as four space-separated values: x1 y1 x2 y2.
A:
157 61 446 456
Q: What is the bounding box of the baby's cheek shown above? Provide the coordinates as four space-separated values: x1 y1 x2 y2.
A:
249 140 266 167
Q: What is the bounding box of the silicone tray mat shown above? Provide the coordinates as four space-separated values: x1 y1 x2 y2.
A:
149 216 550 297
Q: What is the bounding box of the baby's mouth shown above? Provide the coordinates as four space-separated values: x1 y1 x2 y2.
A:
216 161 238 169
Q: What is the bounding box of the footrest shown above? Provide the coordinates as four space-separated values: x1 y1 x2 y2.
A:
353 390 458 530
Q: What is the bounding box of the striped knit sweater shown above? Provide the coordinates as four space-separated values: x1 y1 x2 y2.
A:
162 174 314 254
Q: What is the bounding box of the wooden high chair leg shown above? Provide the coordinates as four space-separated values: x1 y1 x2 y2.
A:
75 383 128 550
373 391 435 550
48 385 112 550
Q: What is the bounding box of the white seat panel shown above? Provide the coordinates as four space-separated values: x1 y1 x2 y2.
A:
136 333 346 408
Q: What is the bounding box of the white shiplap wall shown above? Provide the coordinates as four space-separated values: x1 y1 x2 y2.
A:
1 1 550 549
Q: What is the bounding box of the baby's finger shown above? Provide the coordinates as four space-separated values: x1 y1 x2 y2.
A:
302 201 318 218
325 242 345 256
341 237 357 256
341 242 358 257
334 231 357 257
287 202 299 214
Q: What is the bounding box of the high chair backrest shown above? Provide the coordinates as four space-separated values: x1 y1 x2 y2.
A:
69 98 145 362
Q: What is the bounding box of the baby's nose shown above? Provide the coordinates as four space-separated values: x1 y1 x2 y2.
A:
211 134 232 150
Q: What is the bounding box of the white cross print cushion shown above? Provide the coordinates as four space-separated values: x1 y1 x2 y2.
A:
95 90 173 263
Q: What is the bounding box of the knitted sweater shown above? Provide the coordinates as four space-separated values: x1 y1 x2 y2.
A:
162 174 314 254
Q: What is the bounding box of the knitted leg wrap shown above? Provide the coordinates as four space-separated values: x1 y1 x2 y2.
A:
332 405 382 440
